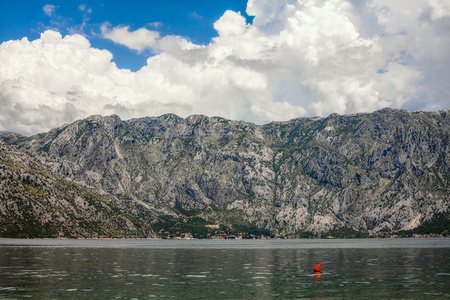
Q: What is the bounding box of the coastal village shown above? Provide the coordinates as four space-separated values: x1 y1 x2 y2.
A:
158 230 273 240
157 223 274 240
155 214 449 239
157 231 449 240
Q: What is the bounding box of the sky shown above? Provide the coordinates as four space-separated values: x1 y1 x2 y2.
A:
0 0 449 136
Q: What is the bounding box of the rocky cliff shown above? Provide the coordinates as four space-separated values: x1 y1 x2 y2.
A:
0 142 154 238
1 108 449 236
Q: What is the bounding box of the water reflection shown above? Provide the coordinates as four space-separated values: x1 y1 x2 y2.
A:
0 241 449 299
314 273 322 284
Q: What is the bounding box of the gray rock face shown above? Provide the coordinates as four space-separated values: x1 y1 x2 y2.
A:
0 141 154 238
2 108 449 235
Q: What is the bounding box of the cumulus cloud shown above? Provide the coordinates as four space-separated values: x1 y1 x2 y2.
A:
100 22 203 55
101 23 160 52
1 0 449 135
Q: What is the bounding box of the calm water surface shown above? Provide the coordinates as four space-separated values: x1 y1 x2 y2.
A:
0 238 449 299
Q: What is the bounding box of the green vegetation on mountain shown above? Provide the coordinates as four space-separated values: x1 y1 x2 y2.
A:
395 213 449 237
321 227 370 238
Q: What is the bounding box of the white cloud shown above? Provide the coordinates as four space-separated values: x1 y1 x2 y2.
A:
214 11 248 37
429 0 450 20
2 0 450 135
100 22 204 56
101 23 160 52
43 4 56 17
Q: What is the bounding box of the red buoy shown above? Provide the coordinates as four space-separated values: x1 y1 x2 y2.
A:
314 262 322 273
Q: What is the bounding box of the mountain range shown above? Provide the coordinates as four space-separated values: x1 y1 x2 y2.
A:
1 108 449 238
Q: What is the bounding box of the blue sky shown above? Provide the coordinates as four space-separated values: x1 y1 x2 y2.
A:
0 0 449 135
0 0 253 71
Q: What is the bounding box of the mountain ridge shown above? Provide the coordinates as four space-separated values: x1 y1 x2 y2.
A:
1 108 449 237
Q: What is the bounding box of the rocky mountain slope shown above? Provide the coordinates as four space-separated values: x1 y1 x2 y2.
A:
1 108 449 236
0 142 154 238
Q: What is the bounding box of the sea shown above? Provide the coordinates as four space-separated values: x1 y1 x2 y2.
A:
0 238 449 299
